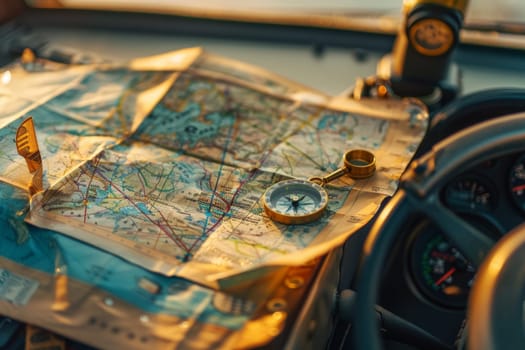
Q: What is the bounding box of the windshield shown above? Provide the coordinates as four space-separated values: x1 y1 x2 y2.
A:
25 0 525 52
30 0 525 27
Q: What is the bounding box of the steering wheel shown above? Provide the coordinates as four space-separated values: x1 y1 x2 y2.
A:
353 112 525 350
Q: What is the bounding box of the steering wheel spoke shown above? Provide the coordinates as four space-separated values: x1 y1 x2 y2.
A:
412 193 495 267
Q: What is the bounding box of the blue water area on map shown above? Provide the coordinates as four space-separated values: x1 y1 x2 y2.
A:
0 183 250 329
135 102 235 148
317 112 350 131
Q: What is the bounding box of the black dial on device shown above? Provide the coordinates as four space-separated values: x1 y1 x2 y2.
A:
444 176 494 212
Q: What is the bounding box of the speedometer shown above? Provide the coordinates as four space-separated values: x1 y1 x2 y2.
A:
509 154 525 213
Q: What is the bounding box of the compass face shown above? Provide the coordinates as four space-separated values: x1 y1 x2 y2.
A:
263 179 328 225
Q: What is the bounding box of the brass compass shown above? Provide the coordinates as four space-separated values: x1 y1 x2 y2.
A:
263 149 376 225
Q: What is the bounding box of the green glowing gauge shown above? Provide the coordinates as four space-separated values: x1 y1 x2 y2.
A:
263 179 328 225
411 228 476 308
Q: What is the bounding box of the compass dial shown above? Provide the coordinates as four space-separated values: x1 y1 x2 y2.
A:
263 179 328 225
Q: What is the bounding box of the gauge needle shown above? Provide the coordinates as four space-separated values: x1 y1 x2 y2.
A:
434 267 456 286
512 184 525 192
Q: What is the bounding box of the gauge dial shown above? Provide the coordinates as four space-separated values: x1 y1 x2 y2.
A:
509 154 525 213
444 176 494 212
410 228 476 308
263 179 328 225
408 18 455 56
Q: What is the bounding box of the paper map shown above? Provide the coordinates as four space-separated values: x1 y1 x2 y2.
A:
0 47 427 287
0 47 427 348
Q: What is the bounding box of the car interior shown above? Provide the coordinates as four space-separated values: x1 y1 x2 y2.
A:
1 1 525 349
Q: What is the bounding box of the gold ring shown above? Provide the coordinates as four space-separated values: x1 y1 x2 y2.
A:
343 149 376 179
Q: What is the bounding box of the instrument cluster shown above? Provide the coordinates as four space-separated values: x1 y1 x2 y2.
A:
406 151 525 308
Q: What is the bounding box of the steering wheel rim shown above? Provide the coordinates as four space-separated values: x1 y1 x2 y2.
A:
354 112 525 350
468 222 525 350
416 88 525 157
